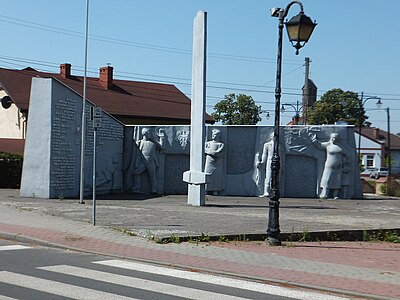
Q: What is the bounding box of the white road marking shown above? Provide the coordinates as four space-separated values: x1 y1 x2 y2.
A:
0 245 31 251
39 265 247 300
0 271 136 300
94 259 350 300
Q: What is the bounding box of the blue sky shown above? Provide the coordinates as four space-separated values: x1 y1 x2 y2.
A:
1 1 399 133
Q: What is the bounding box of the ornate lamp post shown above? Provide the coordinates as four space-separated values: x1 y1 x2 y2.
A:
282 100 303 125
268 1 316 246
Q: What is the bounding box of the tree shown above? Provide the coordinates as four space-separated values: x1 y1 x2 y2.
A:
307 88 367 127
211 93 262 125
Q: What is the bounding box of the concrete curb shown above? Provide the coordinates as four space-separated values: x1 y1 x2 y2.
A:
154 228 400 243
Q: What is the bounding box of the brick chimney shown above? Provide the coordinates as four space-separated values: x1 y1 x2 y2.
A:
60 63 72 79
99 66 113 89
373 128 379 139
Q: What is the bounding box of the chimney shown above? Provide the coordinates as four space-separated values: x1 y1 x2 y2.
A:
99 66 113 89
373 128 379 139
60 63 72 79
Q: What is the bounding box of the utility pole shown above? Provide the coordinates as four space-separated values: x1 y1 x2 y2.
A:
387 107 392 194
79 0 90 204
302 57 310 124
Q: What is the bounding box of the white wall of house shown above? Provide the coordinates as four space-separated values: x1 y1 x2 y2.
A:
0 91 26 139
354 132 383 169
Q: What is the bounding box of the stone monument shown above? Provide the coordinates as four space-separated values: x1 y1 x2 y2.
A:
183 10 209 206
20 77 124 198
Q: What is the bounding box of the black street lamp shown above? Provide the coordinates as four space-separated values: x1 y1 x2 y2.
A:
357 93 382 159
268 1 316 246
261 110 271 121
282 101 303 125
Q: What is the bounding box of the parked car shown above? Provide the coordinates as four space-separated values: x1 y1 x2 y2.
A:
369 167 388 179
360 168 374 176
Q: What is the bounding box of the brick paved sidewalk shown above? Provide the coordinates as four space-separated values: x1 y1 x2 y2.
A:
0 203 399 300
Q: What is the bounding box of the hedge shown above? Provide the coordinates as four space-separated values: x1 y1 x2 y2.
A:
0 152 23 188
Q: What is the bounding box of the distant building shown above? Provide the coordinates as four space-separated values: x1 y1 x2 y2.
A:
355 127 400 175
301 79 317 124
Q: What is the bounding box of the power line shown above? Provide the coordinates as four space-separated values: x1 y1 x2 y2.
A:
0 14 303 65
2 55 400 106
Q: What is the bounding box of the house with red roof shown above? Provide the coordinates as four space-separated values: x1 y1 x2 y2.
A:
0 64 213 153
355 127 400 175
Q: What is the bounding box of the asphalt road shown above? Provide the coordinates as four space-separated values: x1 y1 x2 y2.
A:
0 239 347 300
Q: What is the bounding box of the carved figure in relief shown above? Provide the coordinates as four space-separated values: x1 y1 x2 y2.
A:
204 129 225 195
310 132 348 199
96 156 122 193
341 155 351 198
133 127 165 193
257 132 274 197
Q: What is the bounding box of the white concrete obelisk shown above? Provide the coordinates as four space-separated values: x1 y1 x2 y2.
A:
183 11 208 206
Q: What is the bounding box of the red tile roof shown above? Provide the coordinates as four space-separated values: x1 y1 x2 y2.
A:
0 138 25 154
356 127 400 150
0 66 213 124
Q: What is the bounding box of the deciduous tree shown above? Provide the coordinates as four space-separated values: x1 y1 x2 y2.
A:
211 93 261 125
307 88 367 127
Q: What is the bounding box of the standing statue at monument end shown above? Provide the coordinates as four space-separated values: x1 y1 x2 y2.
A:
204 129 225 195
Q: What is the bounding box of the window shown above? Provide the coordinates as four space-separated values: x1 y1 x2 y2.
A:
366 155 374 167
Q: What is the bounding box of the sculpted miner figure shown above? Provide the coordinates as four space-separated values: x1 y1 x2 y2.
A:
204 129 225 195
133 127 165 193
257 132 274 197
310 132 348 199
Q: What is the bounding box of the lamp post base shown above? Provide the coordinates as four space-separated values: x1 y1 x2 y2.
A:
266 236 282 246
266 196 281 246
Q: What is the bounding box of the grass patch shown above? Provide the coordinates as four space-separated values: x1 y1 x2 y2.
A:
112 227 137 237
363 230 400 243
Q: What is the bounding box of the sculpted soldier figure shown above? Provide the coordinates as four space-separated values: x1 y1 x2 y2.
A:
133 127 165 193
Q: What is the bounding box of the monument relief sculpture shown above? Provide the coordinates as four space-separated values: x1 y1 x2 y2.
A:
341 155 351 198
310 132 348 199
204 129 225 195
175 129 190 150
133 127 165 194
257 132 275 197
96 156 122 194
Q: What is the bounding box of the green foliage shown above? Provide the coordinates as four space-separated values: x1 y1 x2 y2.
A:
152 234 181 244
211 93 262 125
379 183 387 195
363 230 400 243
307 88 367 126
235 234 249 241
218 235 229 243
0 152 23 188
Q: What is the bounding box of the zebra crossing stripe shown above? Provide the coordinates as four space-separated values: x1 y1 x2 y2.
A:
94 260 349 300
0 271 136 300
39 265 246 300
0 245 31 251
